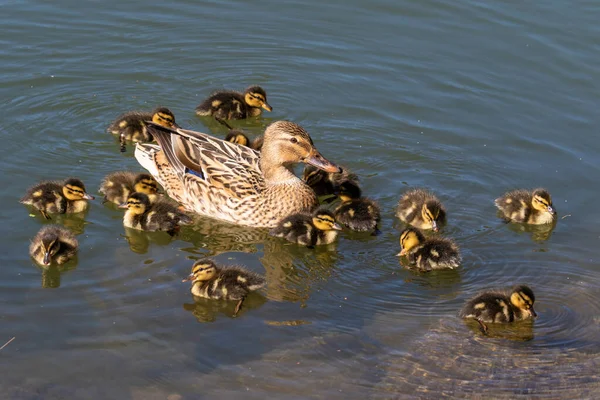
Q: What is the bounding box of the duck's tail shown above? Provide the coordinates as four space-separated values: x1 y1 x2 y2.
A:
134 143 161 177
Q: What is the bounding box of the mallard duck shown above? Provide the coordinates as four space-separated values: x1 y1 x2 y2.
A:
302 164 359 197
119 192 192 236
107 107 179 151
99 171 160 205
495 188 556 225
334 182 381 234
21 178 95 219
29 225 78 266
269 208 342 246
396 188 446 232
217 117 263 151
397 227 461 271
134 121 340 228
182 259 266 316
195 86 272 120
459 285 537 334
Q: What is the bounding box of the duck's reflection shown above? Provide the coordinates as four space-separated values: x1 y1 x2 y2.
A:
122 227 174 254
502 216 557 243
462 318 535 341
182 293 267 323
37 259 78 288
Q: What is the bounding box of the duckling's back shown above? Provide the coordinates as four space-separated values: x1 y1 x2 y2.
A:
99 171 137 205
269 213 316 246
409 237 461 271
107 111 154 142
494 189 533 222
335 198 380 232
193 266 266 300
195 91 247 119
144 201 193 232
21 181 66 214
459 291 515 323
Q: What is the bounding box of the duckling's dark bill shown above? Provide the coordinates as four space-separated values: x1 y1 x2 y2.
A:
304 149 341 173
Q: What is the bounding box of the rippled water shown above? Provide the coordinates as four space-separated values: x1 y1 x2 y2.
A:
1 0 600 398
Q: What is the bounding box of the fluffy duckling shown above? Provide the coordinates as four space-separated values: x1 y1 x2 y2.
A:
269 208 342 247
495 188 556 225
119 192 192 236
302 164 359 197
99 171 160 205
195 85 272 120
21 178 95 219
334 182 381 235
396 188 446 232
182 259 266 316
460 285 537 334
107 107 178 151
397 227 461 271
29 225 78 266
218 117 263 151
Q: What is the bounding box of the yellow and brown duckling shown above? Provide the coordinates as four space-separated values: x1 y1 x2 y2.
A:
195 85 272 120
119 192 192 236
495 188 556 225
217 117 263 151
99 171 160 205
459 285 537 334
397 227 461 271
302 164 360 198
334 181 381 235
396 188 446 232
107 107 178 151
269 208 342 247
21 178 95 219
29 225 78 266
182 259 266 316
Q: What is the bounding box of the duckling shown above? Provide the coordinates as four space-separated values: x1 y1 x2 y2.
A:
182 259 266 316
195 85 272 120
396 188 446 232
29 225 78 266
21 178 95 219
99 171 160 205
269 208 342 247
459 285 537 334
302 164 360 197
334 182 381 235
397 227 461 271
217 117 263 151
495 188 556 225
119 192 192 236
107 107 178 151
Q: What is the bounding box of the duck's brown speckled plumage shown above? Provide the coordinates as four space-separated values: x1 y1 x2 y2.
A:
135 121 339 228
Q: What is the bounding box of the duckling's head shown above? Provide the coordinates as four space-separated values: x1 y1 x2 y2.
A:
152 107 178 128
335 181 362 202
509 285 537 318
397 227 425 256
62 178 95 201
119 192 151 214
531 189 555 215
133 174 159 195
244 86 272 112
421 200 444 232
225 131 250 147
261 121 340 174
182 259 218 283
312 208 343 231
38 233 61 266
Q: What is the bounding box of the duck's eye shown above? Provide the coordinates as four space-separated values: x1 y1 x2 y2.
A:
290 137 298 144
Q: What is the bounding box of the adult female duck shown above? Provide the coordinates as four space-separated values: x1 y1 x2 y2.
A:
134 121 340 228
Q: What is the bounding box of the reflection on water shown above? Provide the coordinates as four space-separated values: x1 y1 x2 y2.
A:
122 227 175 254
500 216 557 243
37 258 78 288
182 293 268 323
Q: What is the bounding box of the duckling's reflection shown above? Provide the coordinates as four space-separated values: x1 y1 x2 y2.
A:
37 259 78 289
501 215 557 243
401 265 463 289
260 237 339 303
462 319 535 341
182 294 267 323
123 227 174 254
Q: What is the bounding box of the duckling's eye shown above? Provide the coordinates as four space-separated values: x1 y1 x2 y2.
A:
290 137 298 144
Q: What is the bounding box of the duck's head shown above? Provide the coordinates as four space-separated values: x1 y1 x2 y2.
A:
335 181 362 202
510 285 537 318
397 227 425 256
312 208 342 231
39 233 60 266
225 131 250 147
531 189 555 215
421 200 444 232
152 107 179 129
244 86 272 112
62 178 95 201
133 174 159 195
182 259 218 283
261 121 340 173
119 192 150 214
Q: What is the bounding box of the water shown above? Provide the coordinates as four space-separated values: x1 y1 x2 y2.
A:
1 0 599 398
